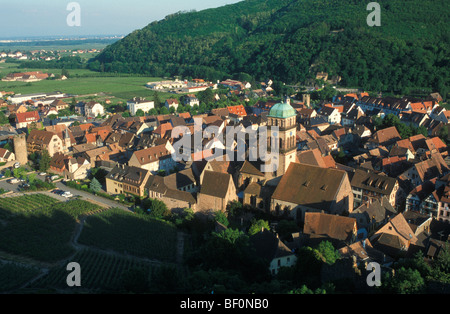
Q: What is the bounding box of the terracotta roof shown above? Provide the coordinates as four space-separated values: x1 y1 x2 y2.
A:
107 164 149 187
165 98 179 105
146 174 196 204
238 161 264 177
351 197 396 225
84 133 97 144
272 163 348 211
303 212 356 242
372 126 401 146
339 239 394 265
200 170 233 199
297 148 328 168
396 138 416 153
244 182 262 196
153 122 173 138
372 213 418 247
132 144 172 165
227 105 247 116
414 153 449 182
27 129 56 145
178 112 191 119
425 137 447 152
15 111 40 124
203 115 223 125
350 168 397 195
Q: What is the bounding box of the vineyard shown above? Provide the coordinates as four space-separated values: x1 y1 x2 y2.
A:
0 261 40 292
0 194 59 220
0 195 102 263
29 249 156 293
78 208 178 262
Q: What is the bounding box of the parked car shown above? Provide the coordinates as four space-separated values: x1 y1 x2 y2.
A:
39 172 47 176
13 162 20 169
46 175 60 183
8 178 20 184
62 191 73 198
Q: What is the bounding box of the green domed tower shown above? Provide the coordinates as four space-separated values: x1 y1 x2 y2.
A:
266 98 297 177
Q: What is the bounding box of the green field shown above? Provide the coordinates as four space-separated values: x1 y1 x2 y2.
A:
0 62 176 103
78 208 178 262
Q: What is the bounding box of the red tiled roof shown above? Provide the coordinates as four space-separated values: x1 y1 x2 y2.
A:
15 111 40 123
227 105 247 116
84 133 97 143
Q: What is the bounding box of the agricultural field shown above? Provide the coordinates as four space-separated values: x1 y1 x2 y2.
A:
0 262 41 292
0 193 59 219
78 208 178 262
0 195 101 263
29 249 156 293
0 62 173 103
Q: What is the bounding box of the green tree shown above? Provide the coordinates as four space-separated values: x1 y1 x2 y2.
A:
198 88 215 105
89 177 102 192
433 242 450 274
438 125 449 144
39 150 51 172
0 112 9 125
28 173 37 183
382 267 425 294
144 198 170 219
316 241 340 265
226 200 244 219
153 91 162 108
61 68 70 78
289 285 327 294
248 219 270 236
135 109 145 117
2 142 13 152
214 211 229 227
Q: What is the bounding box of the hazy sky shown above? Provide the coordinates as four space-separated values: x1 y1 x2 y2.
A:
2 0 243 38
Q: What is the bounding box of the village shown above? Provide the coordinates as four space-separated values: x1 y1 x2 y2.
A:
0 71 449 292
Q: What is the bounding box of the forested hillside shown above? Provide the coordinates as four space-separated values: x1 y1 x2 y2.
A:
90 0 449 97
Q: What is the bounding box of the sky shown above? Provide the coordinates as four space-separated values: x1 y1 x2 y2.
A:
1 0 243 39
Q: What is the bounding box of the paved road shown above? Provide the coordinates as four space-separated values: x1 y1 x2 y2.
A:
0 171 132 212
53 181 132 211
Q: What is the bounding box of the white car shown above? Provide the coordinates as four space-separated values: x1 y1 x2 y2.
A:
14 162 20 169
62 191 73 198
39 172 47 176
